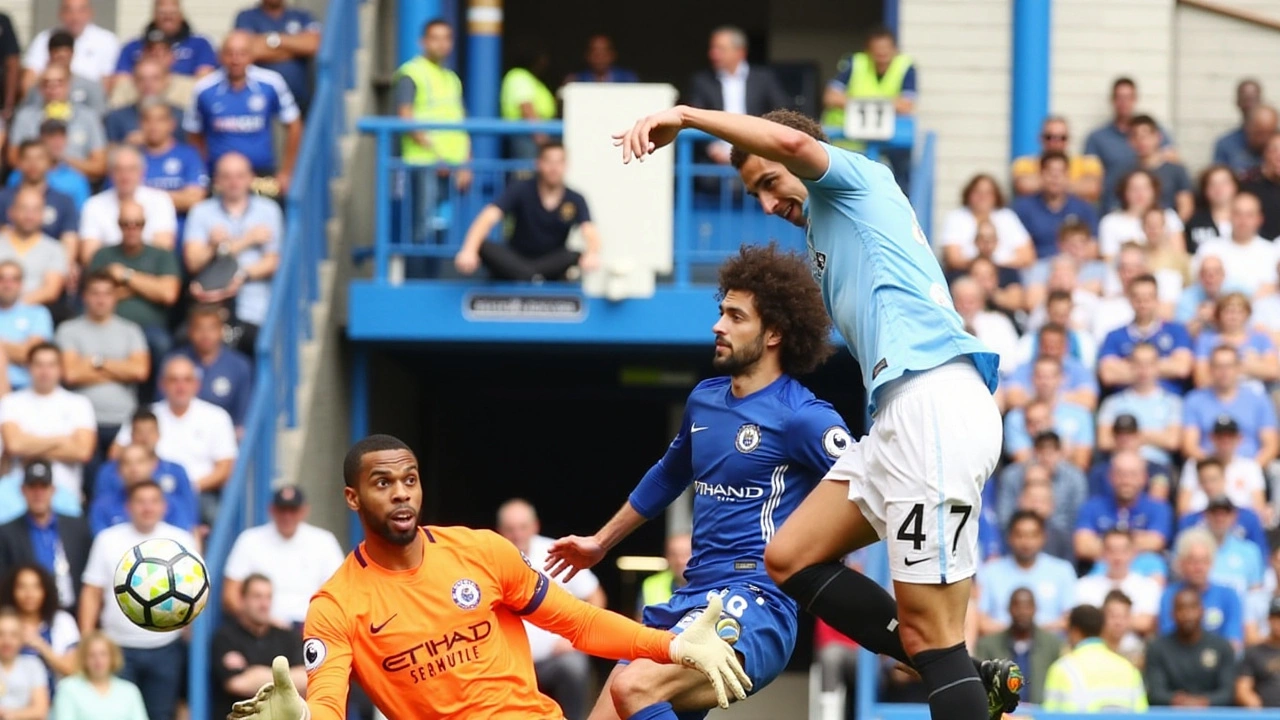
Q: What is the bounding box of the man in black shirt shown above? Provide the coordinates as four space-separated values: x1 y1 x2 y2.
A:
1238 597 1280 708
1145 586 1237 707
0 11 17 121
454 142 602 282
210 573 305 720
1242 134 1280 240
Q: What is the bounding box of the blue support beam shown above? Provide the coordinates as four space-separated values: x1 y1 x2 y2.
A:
883 0 900 37
397 0 440 66
348 345 370 547
1011 0 1051 160
466 0 502 161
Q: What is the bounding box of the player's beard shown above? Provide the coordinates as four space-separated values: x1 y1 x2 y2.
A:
712 331 765 376
362 504 420 546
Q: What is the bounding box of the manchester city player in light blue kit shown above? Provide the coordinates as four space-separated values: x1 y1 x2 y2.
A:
606 107 1023 720
545 245 855 720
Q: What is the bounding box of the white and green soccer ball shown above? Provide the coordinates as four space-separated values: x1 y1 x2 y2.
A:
113 538 210 631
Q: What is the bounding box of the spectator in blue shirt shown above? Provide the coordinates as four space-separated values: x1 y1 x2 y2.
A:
1177 457 1269 554
1075 450 1173 565
162 304 252 432
1012 151 1099 258
185 31 302 192
1005 323 1098 411
1202 495 1266 600
1089 413 1175 500
996 432 1088 538
1096 344 1183 467
1182 344 1279 466
88 442 196 534
1085 77 1173 213
6 125 91 209
0 142 79 260
1098 274 1194 394
91 409 186 501
137 98 207 245
1159 527 1245 648
977 510 1078 635
1211 81 1273 175
1003 362 1095 469
103 58 186 146
234 0 321 114
0 261 53 392
1192 292 1279 390
112 0 217 83
563 35 637 85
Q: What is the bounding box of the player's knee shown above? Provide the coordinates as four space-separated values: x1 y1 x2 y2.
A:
609 663 661 714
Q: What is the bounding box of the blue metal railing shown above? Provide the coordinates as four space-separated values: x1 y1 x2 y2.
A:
355 115 932 286
185 0 362 718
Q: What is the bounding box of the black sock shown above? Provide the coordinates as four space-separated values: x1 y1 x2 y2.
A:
778 562 912 666
914 642 987 720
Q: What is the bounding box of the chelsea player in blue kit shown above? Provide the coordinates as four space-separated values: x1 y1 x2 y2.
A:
608 107 1023 720
545 246 853 720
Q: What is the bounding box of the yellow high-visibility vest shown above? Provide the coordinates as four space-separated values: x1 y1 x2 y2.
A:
395 56 469 165
500 68 556 121
823 52 912 148
641 571 677 607
1041 639 1148 712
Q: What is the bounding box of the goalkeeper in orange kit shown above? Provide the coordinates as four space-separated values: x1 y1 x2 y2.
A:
227 434 750 720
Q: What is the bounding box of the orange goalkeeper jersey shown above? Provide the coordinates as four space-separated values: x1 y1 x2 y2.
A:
301 526 676 720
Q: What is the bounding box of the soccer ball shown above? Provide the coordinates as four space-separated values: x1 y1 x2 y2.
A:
113 538 210 632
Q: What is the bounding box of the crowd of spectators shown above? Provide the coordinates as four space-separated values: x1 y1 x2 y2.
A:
929 74 1280 710
0 0 327 718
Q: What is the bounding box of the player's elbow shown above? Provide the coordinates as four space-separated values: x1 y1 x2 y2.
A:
777 128 813 159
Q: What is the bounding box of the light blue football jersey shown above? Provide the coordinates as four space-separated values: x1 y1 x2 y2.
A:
802 142 999 412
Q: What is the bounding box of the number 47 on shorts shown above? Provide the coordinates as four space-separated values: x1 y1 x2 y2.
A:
895 503 972 566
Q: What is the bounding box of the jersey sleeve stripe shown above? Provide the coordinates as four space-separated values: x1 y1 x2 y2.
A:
423 527 436 543
514 573 550 616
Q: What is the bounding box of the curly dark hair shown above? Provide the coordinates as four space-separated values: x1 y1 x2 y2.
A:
717 242 834 375
0 563 58 625
730 109 828 169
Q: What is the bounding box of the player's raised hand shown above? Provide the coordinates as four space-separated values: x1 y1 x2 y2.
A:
543 535 605 582
227 656 308 720
612 106 686 164
668 594 753 708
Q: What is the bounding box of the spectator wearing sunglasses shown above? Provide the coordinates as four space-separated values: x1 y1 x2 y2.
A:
1011 116 1103 204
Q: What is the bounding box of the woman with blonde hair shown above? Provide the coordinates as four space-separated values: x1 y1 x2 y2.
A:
52 632 146 720
1193 292 1279 388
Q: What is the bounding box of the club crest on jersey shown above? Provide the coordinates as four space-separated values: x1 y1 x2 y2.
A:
302 638 326 671
248 94 267 112
822 426 852 458
735 424 761 453
451 579 481 610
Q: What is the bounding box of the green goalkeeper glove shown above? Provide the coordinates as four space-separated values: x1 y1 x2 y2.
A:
227 656 309 720
667 593 753 708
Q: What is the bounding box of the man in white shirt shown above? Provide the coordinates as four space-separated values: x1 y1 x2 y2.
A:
497 498 605 720
1179 417 1268 519
221 485 344 628
1194 192 1279 298
0 342 95 499
951 275 1018 375
78 146 177 264
23 0 120 85
111 355 236 520
1075 528 1161 635
77 479 194 720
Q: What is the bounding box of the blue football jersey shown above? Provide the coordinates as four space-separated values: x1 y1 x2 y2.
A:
629 375 851 592
802 142 999 412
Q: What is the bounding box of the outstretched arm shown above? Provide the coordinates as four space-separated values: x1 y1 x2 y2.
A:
615 105 829 180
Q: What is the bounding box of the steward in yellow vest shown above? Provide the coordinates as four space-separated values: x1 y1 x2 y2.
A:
1042 605 1147 712
394 19 470 166
822 27 916 149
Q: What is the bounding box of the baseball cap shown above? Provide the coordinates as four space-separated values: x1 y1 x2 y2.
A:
1269 596 1280 617
1112 414 1140 434
22 460 53 486
1212 415 1241 435
1206 494 1235 512
144 28 175 47
272 485 306 509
